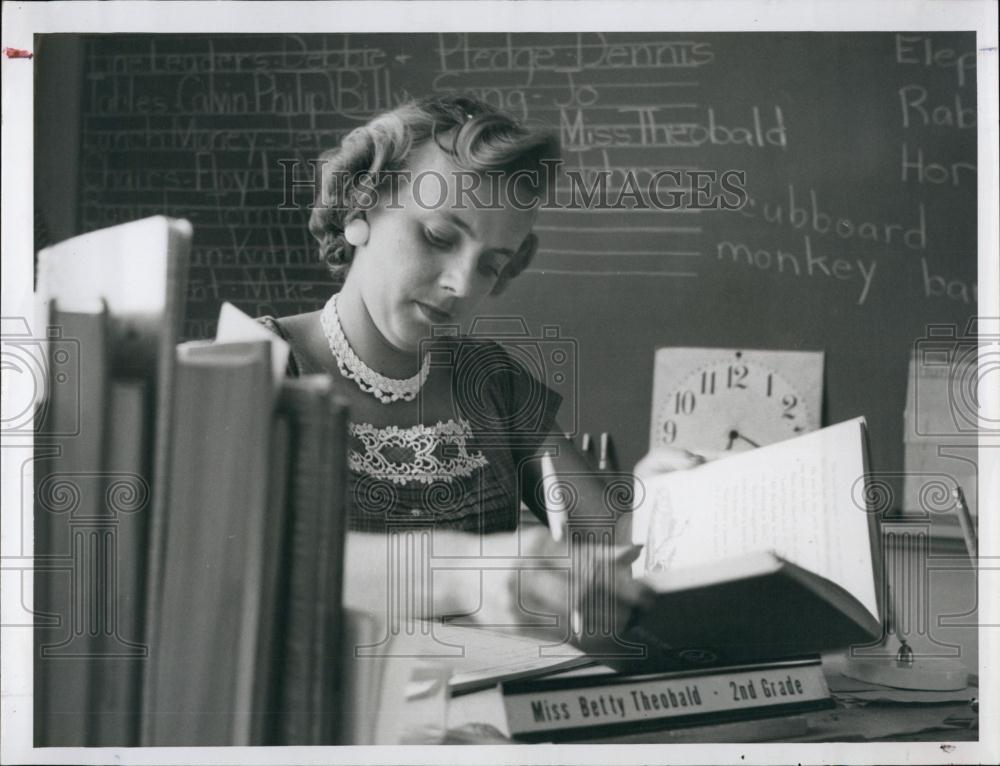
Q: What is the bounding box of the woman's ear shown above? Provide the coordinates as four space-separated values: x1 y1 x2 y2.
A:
491 232 538 296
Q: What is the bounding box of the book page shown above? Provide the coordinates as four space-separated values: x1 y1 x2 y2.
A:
432 623 586 692
638 418 877 618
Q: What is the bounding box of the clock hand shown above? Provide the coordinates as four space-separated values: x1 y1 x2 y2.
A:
727 430 761 449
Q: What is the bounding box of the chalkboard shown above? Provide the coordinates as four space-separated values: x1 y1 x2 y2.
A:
75 32 978 489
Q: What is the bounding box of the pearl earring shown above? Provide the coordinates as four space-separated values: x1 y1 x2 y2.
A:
344 218 370 247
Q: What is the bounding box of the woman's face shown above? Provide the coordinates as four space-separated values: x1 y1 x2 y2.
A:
348 140 538 353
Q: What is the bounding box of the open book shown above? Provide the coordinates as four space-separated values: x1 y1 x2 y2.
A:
613 417 883 673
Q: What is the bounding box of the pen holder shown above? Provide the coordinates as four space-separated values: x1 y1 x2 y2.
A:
839 522 974 692
840 650 969 691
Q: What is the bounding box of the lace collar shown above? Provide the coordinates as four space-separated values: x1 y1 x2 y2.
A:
320 293 431 403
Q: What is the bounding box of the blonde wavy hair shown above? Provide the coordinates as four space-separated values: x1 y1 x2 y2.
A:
308 94 560 294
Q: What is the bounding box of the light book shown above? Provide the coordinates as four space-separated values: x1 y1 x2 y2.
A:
143 341 274 745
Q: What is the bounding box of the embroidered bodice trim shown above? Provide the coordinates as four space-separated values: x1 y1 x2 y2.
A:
348 418 489 485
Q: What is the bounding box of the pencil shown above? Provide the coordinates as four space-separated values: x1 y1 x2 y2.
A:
541 451 565 542
951 485 977 560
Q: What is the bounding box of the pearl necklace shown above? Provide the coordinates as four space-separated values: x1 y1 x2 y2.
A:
320 294 430 403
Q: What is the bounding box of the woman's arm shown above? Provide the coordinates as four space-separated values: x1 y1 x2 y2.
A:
342 526 524 625
519 424 634 546
340 427 654 636
510 425 649 637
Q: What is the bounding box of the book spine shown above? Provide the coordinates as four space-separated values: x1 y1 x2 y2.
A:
247 414 291 745
231 365 278 746
274 389 326 744
144 342 272 745
316 395 349 744
139 219 190 746
274 382 349 745
35 307 111 746
90 379 151 746
503 661 830 741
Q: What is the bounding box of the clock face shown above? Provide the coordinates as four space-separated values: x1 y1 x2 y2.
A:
650 348 824 453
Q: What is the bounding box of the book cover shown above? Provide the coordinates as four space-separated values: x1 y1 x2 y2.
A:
244 414 291 745
33 305 111 746
90 379 152 746
34 215 193 746
143 340 273 745
271 377 350 745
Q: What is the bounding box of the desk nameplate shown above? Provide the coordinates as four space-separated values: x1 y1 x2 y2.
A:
502 657 832 742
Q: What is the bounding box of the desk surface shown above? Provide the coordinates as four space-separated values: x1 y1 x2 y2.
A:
370 519 981 745
438 529 980 744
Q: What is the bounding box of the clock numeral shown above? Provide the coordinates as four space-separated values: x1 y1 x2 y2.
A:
766 373 773 397
662 420 678 444
674 391 696 415
727 364 748 390
782 394 798 419
700 371 716 395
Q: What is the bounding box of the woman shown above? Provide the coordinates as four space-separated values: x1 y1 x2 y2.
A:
261 95 666 641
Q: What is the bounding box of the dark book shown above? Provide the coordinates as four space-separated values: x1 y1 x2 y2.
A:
245 413 291 745
610 418 883 674
143 340 274 745
270 376 350 745
33 304 111 746
90 379 152 746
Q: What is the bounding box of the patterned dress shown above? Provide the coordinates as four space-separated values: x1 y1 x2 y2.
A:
258 316 562 534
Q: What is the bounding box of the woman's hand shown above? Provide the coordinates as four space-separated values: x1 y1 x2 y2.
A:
633 447 726 479
504 525 652 646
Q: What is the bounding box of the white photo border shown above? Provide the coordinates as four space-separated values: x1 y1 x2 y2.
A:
2 2 997 765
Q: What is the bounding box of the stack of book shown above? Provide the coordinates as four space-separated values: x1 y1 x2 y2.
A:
33 218 351 746
34 215 191 747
